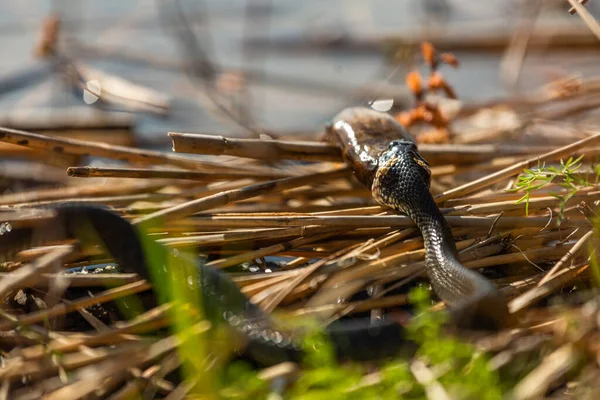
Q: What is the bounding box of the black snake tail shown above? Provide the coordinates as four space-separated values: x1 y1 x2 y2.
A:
20 203 412 366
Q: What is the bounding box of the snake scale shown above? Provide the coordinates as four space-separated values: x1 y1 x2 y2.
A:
3 107 510 366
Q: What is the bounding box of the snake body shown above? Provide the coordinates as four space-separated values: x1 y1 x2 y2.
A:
5 203 406 365
328 107 510 329
2 107 510 367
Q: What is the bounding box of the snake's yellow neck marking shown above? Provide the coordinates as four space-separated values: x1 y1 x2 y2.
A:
372 154 400 210
413 156 430 174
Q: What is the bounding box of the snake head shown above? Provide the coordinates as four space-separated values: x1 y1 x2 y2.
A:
383 140 431 181
373 140 432 212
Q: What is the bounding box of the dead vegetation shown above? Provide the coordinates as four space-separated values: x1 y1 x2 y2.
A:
2 2 600 399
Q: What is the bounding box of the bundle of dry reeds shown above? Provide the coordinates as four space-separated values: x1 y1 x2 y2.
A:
0 80 599 398
4 9 600 396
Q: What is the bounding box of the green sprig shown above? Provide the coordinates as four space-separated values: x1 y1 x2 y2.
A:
507 155 598 222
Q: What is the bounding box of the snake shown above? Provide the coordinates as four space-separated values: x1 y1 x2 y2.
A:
1 107 510 367
326 107 511 330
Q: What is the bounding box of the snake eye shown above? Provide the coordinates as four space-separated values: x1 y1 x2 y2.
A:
388 140 412 149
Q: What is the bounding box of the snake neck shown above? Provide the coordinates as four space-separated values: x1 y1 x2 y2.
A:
372 147 511 329
403 194 486 304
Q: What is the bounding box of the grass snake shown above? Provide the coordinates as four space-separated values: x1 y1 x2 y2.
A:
1 107 511 366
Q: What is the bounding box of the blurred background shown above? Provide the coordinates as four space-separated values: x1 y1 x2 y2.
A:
1 0 600 148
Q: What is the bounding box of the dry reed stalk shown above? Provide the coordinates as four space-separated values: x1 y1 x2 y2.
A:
137 352 181 399
200 202 368 215
448 191 600 215
444 185 600 206
131 167 350 226
499 0 540 89
569 0 590 14
314 236 491 295
283 257 310 270
18 305 171 361
37 351 150 400
511 343 582 400
509 263 589 314
0 207 56 229
567 0 600 41
260 243 366 312
13 243 92 263
429 156 526 177
0 244 74 300
257 362 299 384
206 229 346 269
0 341 147 383
231 270 300 286
434 132 600 203
170 132 555 166
0 179 170 206
500 274 542 298
67 165 285 180
9 193 177 209
241 271 302 297
410 360 452 400
0 126 277 174
170 132 342 162
8 323 199 393
0 145 83 167
291 294 409 318
464 244 574 269
278 187 372 201
538 230 593 285
313 205 384 215
175 214 574 229
172 178 271 201
0 307 62 344
164 379 197 400
368 242 511 295
46 325 188 400
109 360 176 399
70 63 171 116
311 240 575 311
342 228 420 255
156 226 317 248
533 94 600 121
0 280 151 331
97 357 175 399
510 228 584 251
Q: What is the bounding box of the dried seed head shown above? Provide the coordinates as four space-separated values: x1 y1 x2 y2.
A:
428 71 445 90
35 15 61 58
440 52 460 68
395 111 413 127
428 72 457 99
406 71 423 100
421 41 436 67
